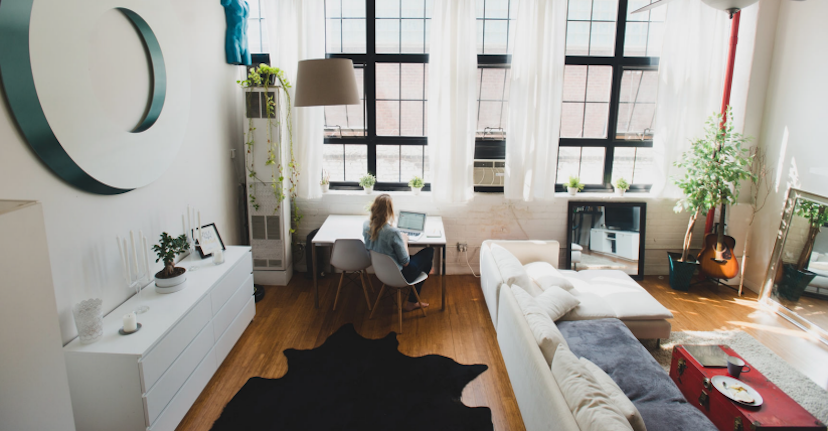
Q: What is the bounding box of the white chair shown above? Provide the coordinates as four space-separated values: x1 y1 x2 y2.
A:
330 239 374 311
369 250 427 333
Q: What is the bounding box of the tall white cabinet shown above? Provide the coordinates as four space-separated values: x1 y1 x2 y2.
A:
0 201 76 431
64 247 255 431
243 86 293 286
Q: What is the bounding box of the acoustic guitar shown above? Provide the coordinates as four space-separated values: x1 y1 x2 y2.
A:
698 204 740 280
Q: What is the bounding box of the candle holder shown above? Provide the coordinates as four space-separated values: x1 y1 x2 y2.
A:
118 232 152 314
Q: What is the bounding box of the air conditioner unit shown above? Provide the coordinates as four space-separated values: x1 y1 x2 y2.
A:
473 159 505 186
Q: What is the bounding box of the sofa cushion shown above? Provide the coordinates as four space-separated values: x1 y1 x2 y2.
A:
535 285 580 321
563 270 673 320
581 357 647 431
557 318 717 431
524 261 575 291
561 291 616 320
490 244 534 293
552 345 633 431
511 285 567 366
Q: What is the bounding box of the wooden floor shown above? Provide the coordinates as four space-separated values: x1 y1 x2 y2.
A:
774 293 828 331
176 274 828 431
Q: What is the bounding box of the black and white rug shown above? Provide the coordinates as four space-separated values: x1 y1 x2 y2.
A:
211 324 493 431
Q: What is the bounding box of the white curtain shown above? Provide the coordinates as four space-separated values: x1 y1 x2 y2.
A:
651 0 731 197
504 0 567 202
263 0 325 200
427 0 478 203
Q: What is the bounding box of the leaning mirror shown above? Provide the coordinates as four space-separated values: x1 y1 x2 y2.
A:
762 188 828 342
565 202 647 280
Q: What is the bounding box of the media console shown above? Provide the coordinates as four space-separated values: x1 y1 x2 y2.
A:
589 228 640 261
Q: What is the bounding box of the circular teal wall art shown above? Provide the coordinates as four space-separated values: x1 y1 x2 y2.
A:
0 0 190 194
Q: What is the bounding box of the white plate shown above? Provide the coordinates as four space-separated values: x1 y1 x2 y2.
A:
711 375 763 407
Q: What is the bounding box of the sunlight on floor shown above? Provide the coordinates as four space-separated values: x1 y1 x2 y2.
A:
726 320 817 340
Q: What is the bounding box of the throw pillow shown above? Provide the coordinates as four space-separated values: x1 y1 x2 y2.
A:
491 244 537 294
580 358 647 431
535 285 581 321
510 285 568 366
523 261 575 291
551 345 633 431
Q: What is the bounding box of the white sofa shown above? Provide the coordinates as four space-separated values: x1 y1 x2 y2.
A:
480 240 672 339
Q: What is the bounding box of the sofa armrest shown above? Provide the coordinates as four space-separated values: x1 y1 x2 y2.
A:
483 240 561 268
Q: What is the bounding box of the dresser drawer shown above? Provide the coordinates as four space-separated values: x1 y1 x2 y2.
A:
144 321 214 426
148 348 217 431
210 256 253 316
216 297 255 366
140 297 212 392
213 274 254 341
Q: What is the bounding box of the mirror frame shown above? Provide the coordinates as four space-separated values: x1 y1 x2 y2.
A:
565 201 647 280
760 187 828 345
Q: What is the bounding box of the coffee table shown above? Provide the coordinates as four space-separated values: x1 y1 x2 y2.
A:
669 345 826 431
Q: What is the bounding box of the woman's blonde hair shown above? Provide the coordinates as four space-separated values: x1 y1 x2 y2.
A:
369 194 395 241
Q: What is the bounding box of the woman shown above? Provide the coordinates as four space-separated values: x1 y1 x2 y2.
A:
363 194 433 311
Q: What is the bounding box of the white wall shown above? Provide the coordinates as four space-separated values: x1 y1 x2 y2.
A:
744 0 828 292
0 1 245 344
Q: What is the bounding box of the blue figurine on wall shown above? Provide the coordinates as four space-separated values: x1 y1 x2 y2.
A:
221 0 252 65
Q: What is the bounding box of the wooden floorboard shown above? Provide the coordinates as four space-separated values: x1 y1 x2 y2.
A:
177 273 828 431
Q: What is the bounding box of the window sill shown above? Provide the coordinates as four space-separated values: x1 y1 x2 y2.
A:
554 192 653 199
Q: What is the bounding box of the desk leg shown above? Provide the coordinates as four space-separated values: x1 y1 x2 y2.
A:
441 245 446 311
312 244 319 309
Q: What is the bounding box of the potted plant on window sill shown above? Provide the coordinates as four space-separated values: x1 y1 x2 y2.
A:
359 173 376 194
613 178 630 196
409 176 424 195
152 232 191 293
776 200 827 301
565 176 585 196
320 170 330 194
669 109 754 291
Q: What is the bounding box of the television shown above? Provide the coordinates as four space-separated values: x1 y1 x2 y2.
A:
604 207 637 232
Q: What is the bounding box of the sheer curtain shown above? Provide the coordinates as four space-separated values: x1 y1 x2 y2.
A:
651 0 730 197
263 0 325 200
504 0 567 202
427 0 478 203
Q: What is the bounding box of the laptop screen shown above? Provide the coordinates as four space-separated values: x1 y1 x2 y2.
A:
398 211 426 231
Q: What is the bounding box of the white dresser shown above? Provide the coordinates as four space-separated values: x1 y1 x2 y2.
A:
64 246 255 431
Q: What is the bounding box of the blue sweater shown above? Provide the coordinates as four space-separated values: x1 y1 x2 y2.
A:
363 220 409 269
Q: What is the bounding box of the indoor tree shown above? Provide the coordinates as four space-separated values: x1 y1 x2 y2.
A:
793 200 828 271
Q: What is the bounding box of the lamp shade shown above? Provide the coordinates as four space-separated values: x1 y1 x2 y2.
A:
294 58 360 107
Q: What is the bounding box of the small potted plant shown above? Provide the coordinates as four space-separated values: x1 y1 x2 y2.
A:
152 232 191 292
320 170 330 193
565 176 585 196
408 176 424 195
614 178 630 196
359 173 376 194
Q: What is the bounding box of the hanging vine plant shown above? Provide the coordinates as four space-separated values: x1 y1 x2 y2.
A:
237 64 302 234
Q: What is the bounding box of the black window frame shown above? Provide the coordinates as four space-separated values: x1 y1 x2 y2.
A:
324 0 431 192
557 0 659 193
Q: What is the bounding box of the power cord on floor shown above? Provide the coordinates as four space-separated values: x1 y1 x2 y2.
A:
463 248 480 278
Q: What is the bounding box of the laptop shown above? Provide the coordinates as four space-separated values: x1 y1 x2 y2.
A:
397 211 427 240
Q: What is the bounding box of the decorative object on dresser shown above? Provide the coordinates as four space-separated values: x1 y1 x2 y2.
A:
359 173 377 194
117 230 153 313
409 175 425 195
152 232 191 292
73 298 104 344
194 223 226 258
613 178 630 196
564 176 585 196
64 247 256 431
211 323 493 431
669 109 754 291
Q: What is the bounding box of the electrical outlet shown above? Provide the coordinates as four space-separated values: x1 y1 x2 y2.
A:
457 242 468 253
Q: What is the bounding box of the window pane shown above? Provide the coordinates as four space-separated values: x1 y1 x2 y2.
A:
401 19 426 53
624 22 648 56
326 0 342 18
342 0 366 17
560 103 585 138
562 65 587 102
478 0 516 54
556 147 582 183
633 147 654 184
401 101 424 136
376 19 400 53
586 66 612 102
341 19 367 53
344 145 368 182
624 0 665 57
556 147 606 184
592 0 618 20
568 0 592 20
589 21 616 56
565 21 590 56
561 65 611 138
377 63 427 137
247 20 262 53
402 0 427 18
401 145 425 182
400 63 425 99
377 101 400 136
485 0 510 18
376 0 400 18
376 63 400 99
377 145 400 182
612 146 654 184
323 144 345 182
616 69 658 140
326 19 342 53
566 0 618 56
325 67 365 137
476 67 510 138
483 19 509 54
583 103 609 138
480 68 507 100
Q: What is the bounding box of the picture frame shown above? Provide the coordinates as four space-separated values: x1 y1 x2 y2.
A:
193 223 225 258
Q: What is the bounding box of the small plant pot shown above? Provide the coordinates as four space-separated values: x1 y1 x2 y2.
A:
776 263 817 302
616 188 626 196
668 252 698 291
155 267 187 293
567 187 579 196
363 186 374 194
321 183 329 193
411 186 422 195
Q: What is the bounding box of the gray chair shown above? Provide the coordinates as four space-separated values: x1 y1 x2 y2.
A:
330 239 374 311
369 250 427 333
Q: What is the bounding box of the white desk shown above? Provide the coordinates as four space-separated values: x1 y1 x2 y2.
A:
311 215 447 310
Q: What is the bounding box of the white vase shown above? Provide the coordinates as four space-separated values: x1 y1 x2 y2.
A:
363 186 373 194
616 188 626 196
155 268 187 293
321 183 329 193
567 187 578 196
411 187 422 195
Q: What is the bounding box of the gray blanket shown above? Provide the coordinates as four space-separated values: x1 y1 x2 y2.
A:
557 319 717 431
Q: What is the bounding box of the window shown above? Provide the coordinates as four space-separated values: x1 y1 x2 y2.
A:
323 0 432 190
556 0 663 192
246 0 268 54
